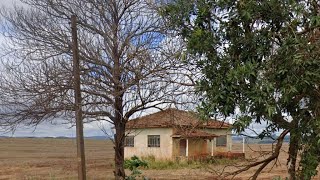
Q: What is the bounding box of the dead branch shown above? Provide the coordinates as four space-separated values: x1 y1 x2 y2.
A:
226 129 289 180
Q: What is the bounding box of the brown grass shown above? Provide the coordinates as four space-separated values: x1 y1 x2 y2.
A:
0 138 114 179
0 138 319 180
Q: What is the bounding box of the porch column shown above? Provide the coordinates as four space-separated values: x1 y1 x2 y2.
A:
186 139 189 157
242 136 245 153
211 139 214 156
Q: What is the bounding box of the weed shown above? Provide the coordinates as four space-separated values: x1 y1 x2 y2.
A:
138 155 241 170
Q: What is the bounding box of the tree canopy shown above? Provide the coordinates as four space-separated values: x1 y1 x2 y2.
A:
163 0 320 179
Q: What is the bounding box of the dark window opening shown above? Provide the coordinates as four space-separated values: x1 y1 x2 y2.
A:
125 136 134 147
148 135 160 147
216 135 227 147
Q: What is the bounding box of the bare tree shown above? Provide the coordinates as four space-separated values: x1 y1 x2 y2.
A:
0 0 197 179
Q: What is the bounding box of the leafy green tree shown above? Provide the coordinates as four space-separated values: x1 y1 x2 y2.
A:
162 0 320 179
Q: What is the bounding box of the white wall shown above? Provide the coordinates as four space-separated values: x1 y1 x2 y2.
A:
124 128 173 159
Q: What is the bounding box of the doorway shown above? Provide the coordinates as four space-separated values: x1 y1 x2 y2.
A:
179 139 186 156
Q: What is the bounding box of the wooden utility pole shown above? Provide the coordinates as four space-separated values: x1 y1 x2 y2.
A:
71 15 87 180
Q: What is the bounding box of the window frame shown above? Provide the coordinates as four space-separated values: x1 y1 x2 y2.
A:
147 135 160 147
125 136 134 147
216 135 227 147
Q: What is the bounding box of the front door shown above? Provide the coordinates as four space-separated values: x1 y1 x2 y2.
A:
179 139 186 156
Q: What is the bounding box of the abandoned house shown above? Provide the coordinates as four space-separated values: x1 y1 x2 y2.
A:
124 108 233 159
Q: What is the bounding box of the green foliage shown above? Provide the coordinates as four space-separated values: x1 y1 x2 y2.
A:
124 156 148 180
162 0 320 179
298 118 320 179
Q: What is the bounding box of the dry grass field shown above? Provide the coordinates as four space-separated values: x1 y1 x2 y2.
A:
0 138 318 180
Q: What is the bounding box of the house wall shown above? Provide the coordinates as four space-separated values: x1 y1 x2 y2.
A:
204 128 233 152
188 139 208 157
124 128 173 159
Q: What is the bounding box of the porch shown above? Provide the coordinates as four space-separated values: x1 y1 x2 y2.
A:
172 130 244 160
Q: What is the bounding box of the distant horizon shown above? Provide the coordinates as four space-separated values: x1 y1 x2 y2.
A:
0 135 112 141
0 134 289 145
0 133 289 139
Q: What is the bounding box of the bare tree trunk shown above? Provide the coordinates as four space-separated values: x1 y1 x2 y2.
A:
113 43 125 178
114 93 126 179
114 122 126 180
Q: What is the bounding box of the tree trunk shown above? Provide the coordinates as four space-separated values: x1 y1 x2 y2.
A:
113 73 125 179
288 140 298 180
113 92 125 179
114 122 126 180
112 22 125 177
288 131 299 180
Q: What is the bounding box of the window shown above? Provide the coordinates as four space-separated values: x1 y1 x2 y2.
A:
125 136 134 147
216 135 227 147
148 135 160 147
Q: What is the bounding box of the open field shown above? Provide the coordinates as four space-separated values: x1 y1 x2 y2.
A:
0 138 318 180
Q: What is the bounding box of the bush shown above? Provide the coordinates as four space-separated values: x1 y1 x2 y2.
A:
124 156 148 180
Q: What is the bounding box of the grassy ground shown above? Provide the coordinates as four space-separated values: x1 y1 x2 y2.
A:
0 138 318 180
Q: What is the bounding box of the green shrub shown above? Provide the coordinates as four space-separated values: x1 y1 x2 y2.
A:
124 156 148 180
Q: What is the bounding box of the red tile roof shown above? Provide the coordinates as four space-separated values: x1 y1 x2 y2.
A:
126 108 231 129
